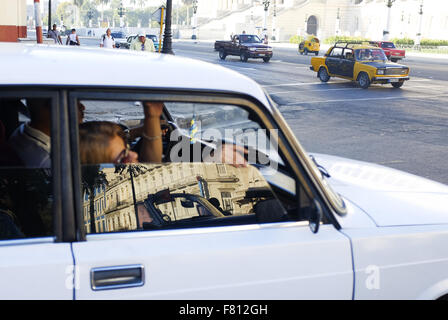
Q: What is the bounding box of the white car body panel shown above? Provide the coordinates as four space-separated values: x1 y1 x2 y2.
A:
0 43 271 110
342 225 448 300
312 153 448 227
0 240 73 299
73 223 353 299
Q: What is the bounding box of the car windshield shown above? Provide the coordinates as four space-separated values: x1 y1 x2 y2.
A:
111 32 124 38
355 48 387 61
382 42 396 48
239 35 262 43
146 35 157 42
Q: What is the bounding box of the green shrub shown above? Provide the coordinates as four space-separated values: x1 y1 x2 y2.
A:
420 39 448 46
391 38 414 45
289 35 303 44
323 36 369 44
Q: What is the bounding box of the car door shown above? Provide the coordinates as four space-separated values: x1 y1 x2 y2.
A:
326 47 344 75
69 92 354 299
0 90 75 299
340 48 355 78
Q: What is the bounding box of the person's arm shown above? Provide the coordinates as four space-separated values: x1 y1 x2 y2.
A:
66 36 69 45
76 35 80 45
139 102 163 163
58 35 62 44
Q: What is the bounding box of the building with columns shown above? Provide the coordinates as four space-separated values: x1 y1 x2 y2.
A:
193 0 448 42
0 0 27 42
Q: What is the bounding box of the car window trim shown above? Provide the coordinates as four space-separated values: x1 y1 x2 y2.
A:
68 88 342 241
0 88 67 243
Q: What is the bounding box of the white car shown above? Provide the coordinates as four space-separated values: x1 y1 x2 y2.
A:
0 43 447 300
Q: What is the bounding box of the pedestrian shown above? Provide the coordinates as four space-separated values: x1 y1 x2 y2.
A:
66 28 80 46
130 31 155 52
100 28 115 49
263 34 269 44
47 24 62 44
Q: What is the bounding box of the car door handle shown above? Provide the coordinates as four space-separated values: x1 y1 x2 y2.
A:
91 265 145 291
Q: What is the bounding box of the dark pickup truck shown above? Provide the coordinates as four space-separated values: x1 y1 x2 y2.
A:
214 34 273 63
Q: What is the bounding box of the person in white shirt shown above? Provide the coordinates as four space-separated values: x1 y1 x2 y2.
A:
100 28 115 49
66 29 80 46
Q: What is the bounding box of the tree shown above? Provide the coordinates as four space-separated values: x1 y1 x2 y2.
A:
81 165 109 234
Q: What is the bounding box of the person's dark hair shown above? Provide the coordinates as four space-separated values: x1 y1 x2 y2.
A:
79 121 126 164
208 197 221 209
71 28 76 32
27 98 51 121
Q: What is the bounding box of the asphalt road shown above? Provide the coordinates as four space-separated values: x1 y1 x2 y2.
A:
81 38 448 185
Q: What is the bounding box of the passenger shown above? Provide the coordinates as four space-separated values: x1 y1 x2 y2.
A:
79 101 163 164
8 99 86 168
8 99 51 168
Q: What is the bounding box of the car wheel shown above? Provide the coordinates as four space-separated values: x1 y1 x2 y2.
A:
240 52 249 62
315 51 319 56
219 49 227 60
263 57 271 63
318 67 330 82
391 81 404 88
391 58 398 63
304 48 308 55
357 72 371 89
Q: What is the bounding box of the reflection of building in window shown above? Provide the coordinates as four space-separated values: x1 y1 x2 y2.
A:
82 163 272 233
216 164 227 175
221 191 233 213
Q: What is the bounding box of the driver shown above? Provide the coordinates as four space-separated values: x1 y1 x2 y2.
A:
79 101 163 164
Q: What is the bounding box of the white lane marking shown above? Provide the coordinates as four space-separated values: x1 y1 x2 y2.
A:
269 84 448 95
262 82 323 87
270 87 360 94
284 93 448 105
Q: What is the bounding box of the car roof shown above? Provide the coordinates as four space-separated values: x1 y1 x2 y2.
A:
333 44 379 50
0 43 270 108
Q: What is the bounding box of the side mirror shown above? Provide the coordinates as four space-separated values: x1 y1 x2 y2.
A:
309 199 323 234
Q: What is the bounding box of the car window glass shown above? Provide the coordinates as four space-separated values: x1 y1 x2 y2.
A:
330 47 343 57
77 99 312 235
343 49 354 60
81 163 299 234
0 98 55 241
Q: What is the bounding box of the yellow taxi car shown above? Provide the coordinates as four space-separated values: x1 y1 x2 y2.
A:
299 36 320 56
310 41 410 88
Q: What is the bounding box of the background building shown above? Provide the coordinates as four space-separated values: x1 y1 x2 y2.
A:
191 0 448 41
0 0 27 42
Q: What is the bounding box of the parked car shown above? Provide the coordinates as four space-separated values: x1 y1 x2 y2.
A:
0 43 447 300
369 41 406 62
298 35 320 56
310 41 410 88
117 34 160 51
214 34 273 62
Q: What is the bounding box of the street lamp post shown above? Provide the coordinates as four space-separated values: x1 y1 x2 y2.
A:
162 0 174 54
191 0 198 40
118 3 125 30
87 9 94 28
335 8 341 36
415 1 424 49
271 0 277 41
262 0 270 38
48 0 52 35
383 0 396 41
